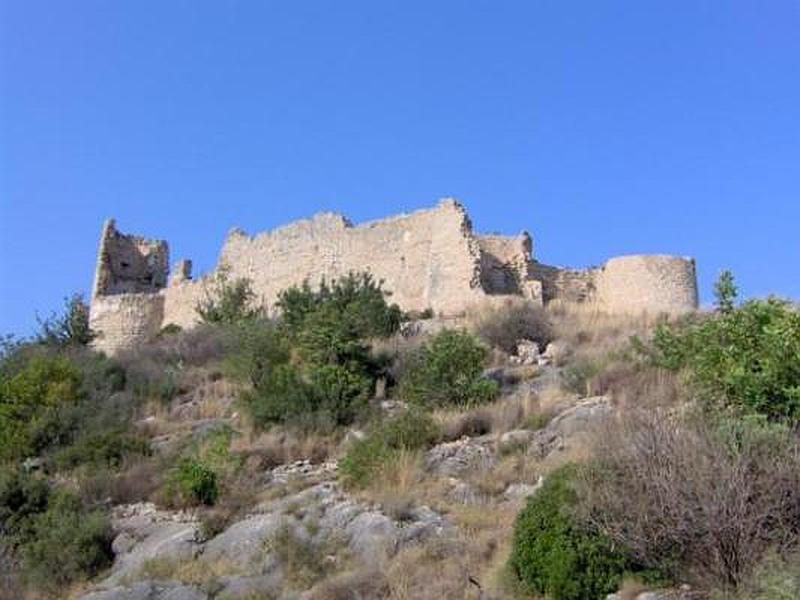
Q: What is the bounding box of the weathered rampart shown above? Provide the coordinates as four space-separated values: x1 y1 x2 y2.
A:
89 200 698 354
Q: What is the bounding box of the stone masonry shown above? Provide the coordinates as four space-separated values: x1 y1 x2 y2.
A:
89 199 698 354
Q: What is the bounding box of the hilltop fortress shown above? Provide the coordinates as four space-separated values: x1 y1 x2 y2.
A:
89 199 698 354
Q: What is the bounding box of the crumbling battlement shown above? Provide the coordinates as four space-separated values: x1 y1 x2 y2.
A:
92 219 169 297
89 199 698 354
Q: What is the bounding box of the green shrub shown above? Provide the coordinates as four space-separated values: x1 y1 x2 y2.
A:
305 363 371 426
339 410 438 489
53 431 150 470
166 457 219 506
234 274 401 431
560 356 605 396
277 272 402 344
714 269 738 315
0 468 50 542
0 353 82 462
646 293 800 420
196 267 261 325
23 490 113 588
509 465 640 600
223 319 290 387
0 473 113 589
35 294 95 347
398 329 498 408
240 363 311 426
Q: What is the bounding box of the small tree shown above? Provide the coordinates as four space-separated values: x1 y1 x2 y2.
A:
398 329 498 408
195 267 261 325
36 294 95 347
648 297 800 420
714 269 738 314
276 272 402 348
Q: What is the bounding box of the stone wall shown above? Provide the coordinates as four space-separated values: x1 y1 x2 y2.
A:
528 262 598 304
89 200 699 354
476 233 532 295
89 294 165 353
213 199 484 317
595 255 698 314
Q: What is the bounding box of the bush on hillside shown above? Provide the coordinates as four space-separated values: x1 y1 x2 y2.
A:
472 300 553 354
398 329 498 408
0 471 113 589
0 339 147 474
196 267 262 325
231 322 373 431
223 318 290 388
645 292 800 420
581 410 800 589
339 410 438 489
0 468 50 542
23 490 114 588
0 353 82 462
164 457 219 507
35 294 95 347
277 272 402 345
233 274 401 430
509 464 642 600
53 431 150 470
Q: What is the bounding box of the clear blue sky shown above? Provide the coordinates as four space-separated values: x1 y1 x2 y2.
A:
2 1 799 336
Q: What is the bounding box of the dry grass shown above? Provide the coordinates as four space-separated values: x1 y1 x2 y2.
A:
383 539 486 600
132 555 246 586
230 429 337 469
352 449 427 515
308 569 391 599
536 384 577 415
265 523 351 590
434 385 554 441
545 300 665 361
616 578 650 600
469 453 541 500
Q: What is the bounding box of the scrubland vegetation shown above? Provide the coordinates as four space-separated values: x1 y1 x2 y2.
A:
1 270 798 599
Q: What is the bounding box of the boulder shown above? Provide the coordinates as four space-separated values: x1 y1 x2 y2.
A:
542 341 571 364
80 581 206 600
513 340 540 366
503 479 543 501
549 396 612 436
101 504 201 585
425 436 495 477
499 429 536 451
446 479 485 505
526 429 564 459
202 512 284 564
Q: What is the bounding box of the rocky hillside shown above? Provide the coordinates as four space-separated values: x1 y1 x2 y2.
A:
1 272 799 600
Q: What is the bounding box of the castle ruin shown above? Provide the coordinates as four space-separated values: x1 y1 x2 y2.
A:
89 199 699 354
